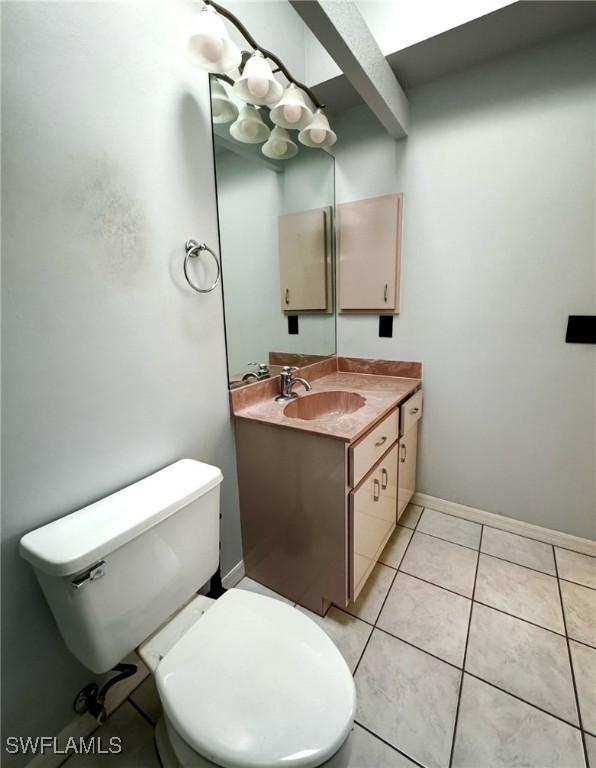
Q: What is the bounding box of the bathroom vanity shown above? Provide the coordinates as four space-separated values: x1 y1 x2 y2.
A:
230 357 422 615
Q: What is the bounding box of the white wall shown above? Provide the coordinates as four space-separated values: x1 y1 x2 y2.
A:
335 29 596 539
1 1 241 760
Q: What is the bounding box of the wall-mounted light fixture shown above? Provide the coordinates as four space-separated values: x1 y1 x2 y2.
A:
186 5 241 74
210 78 239 124
186 0 337 155
298 109 337 148
233 51 284 107
262 126 298 160
229 104 270 144
270 84 314 131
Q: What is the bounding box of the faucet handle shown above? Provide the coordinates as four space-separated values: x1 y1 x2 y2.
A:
281 366 298 374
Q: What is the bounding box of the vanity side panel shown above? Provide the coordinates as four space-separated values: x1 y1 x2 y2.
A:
235 419 348 614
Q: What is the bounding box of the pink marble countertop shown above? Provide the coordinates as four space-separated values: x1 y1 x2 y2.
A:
233 370 421 443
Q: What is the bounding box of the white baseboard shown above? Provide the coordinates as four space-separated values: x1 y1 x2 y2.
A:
222 560 245 588
26 654 149 768
413 493 596 557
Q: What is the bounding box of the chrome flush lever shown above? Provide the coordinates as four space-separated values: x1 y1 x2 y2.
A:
71 561 106 589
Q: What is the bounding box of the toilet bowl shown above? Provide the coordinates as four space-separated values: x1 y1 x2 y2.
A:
19 459 355 768
141 589 355 768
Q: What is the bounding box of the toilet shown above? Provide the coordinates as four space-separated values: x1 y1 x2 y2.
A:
19 459 355 768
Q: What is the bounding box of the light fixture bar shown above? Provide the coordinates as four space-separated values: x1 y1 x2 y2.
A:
204 0 326 110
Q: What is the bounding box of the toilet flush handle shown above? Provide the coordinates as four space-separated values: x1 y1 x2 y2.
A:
71 561 106 589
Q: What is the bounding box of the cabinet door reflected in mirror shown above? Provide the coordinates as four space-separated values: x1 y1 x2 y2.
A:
209 75 336 389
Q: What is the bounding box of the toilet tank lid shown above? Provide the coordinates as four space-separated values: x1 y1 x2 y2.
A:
19 459 223 577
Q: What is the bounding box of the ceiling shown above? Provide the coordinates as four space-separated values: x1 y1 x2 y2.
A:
312 1 596 115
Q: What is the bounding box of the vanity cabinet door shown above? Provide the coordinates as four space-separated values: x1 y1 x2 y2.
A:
397 423 418 520
279 208 328 311
338 193 402 312
351 443 398 600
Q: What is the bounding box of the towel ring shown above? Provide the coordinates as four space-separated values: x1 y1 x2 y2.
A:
183 239 221 294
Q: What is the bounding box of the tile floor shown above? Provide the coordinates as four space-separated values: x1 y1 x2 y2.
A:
63 504 596 768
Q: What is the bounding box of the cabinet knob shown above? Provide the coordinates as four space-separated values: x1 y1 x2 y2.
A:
410 407 419 415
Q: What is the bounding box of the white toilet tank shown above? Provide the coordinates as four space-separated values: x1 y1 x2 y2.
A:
20 459 222 674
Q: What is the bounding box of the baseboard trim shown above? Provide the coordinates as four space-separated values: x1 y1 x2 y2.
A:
412 493 596 557
222 560 245 589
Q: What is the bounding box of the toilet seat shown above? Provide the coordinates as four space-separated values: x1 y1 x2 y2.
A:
155 589 356 768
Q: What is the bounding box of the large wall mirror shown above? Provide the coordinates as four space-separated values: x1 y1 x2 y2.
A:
209 76 336 389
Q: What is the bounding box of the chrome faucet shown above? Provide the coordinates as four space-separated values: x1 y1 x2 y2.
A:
275 366 312 403
241 362 270 383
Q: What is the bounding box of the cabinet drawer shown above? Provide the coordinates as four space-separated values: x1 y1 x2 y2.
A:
400 390 422 436
351 443 398 599
350 408 398 487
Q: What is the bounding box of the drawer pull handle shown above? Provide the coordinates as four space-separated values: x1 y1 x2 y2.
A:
373 478 380 501
410 407 419 415
375 436 388 447
383 283 388 303
381 468 388 489
400 444 407 463
285 288 290 305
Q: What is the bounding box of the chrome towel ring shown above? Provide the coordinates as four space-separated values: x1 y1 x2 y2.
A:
183 239 221 294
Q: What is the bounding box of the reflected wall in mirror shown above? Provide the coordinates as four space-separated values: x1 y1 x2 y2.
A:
210 76 336 389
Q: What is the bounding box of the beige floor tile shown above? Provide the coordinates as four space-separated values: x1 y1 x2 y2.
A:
64 702 159 767
452 675 585 768
379 525 413 568
347 725 418 767
296 605 372 673
344 563 395 624
570 641 596 734
585 733 596 768
378 572 471 666
400 532 478 597
482 527 555 575
398 503 423 530
556 548 596 590
475 555 564 633
417 509 481 549
561 580 596 647
355 630 460 768
129 676 162 726
466 603 578 724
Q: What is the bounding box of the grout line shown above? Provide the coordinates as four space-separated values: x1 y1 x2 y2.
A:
397 569 472 600
373 626 462 671
566 635 596 652
553 544 589 768
353 721 426 768
476 550 558 579
448 524 483 768
410 528 481 553
472 599 566 638
463 671 583 732
127 696 156 728
559 576 596 594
